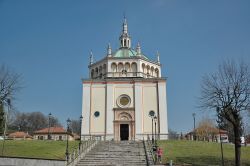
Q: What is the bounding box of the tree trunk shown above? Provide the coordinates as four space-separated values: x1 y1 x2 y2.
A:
234 124 241 166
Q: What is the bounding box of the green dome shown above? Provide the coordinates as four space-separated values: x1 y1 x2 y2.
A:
112 48 148 59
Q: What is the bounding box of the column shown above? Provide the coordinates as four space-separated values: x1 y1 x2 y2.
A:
158 81 168 139
82 83 91 140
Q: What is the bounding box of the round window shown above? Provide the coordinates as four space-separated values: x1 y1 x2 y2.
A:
117 95 131 108
94 111 100 117
120 96 129 106
149 110 155 117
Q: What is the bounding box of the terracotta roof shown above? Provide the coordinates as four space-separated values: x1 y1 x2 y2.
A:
9 131 32 138
34 127 66 134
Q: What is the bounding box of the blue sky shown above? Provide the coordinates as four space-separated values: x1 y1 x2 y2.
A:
0 0 250 132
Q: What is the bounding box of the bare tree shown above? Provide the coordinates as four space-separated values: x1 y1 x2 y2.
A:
0 65 21 105
0 65 21 134
49 116 62 128
196 118 217 141
27 112 47 133
70 119 81 135
199 60 250 166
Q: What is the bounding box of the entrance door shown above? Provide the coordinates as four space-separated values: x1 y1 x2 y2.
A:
120 124 129 140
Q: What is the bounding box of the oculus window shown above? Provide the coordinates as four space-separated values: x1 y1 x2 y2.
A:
117 95 131 108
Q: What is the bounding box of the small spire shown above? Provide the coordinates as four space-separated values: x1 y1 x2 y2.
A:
122 16 128 34
156 51 160 63
107 43 112 57
136 42 141 56
89 51 94 65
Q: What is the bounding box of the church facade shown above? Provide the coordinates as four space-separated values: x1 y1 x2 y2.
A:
81 19 168 141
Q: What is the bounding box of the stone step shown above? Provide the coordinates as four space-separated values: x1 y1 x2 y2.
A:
76 140 148 165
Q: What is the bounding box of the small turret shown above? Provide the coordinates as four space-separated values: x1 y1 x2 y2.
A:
156 51 160 63
89 51 94 65
136 42 141 56
107 43 112 57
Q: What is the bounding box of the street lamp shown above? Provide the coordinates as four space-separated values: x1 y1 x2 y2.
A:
149 110 155 144
48 113 52 140
192 113 196 140
65 118 71 162
216 107 224 166
79 115 83 149
154 115 157 145
1 99 11 155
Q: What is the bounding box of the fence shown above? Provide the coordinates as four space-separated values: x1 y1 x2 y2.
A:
66 139 99 166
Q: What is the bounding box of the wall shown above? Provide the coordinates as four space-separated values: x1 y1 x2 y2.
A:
0 157 65 166
142 83 158 133
90 84 105 134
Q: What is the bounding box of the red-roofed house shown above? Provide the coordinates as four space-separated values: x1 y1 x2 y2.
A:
8 131 33 140
33 127 74 141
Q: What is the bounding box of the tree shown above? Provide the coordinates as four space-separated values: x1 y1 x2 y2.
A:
195 118 217 141
9 111 62 133
0 103 4 135
0 65 21 135
70 119 81 135
0 65 21 106
27 112 47 133
199 60 250 166
217 114 234 142
49 116 62 128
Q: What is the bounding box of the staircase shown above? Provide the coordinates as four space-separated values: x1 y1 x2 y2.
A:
76 141 149 166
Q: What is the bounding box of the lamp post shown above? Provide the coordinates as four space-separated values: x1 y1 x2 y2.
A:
79 115 83 149
48 113 52 140
154 115 157 146
1 99 11 155
149 110 155 144
216 107 224 166
192 113 196 140
65 118 71 162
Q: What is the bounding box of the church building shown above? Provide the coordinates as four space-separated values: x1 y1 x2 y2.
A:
81 19 168 141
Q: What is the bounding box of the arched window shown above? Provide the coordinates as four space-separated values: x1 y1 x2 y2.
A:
95 68 98 78
118 63 124 72
91 69 94 79
155 68 159 78
131 63 137 76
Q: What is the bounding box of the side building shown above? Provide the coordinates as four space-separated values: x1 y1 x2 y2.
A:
81 19 168 141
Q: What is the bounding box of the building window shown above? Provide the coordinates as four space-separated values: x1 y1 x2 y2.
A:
94 111 100 117
117 95 131 108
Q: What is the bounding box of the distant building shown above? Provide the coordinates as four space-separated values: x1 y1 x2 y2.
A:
186 128 229 143
33 127 74 141
8 131 32 140
82 18 168 141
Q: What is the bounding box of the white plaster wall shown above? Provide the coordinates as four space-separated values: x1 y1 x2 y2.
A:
134 83 143 138
82 84 91 135
90 85 106 134
158 81 168 138
114 84 134 108
142 84 158 133
106 83 114 138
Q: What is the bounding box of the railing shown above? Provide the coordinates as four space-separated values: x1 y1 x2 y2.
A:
146 135 157 164
66 139 99 166
91 72 160 79
142 138 150 166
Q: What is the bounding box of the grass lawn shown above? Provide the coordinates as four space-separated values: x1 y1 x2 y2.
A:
0 140 80 160
158 140 250 166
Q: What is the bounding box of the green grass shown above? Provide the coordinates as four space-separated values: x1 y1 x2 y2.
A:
158 140 250 166
0 140 80 160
